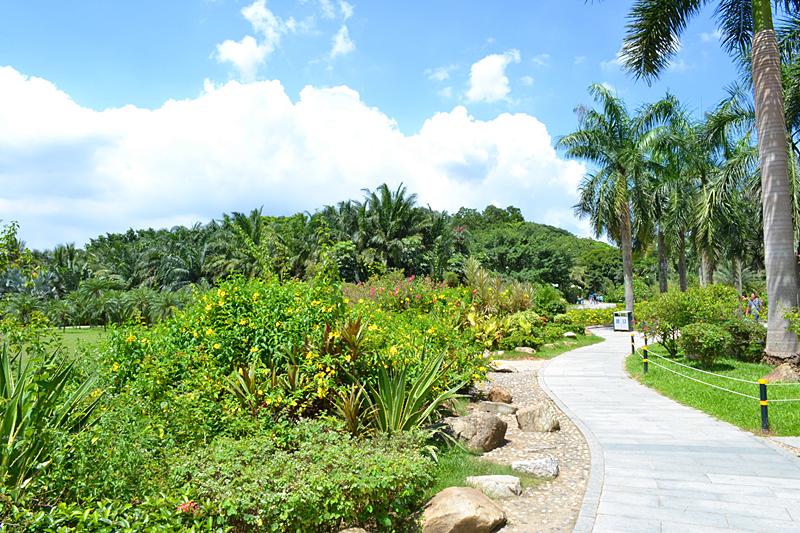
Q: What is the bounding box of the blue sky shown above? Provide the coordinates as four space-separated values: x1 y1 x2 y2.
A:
0 0 740 249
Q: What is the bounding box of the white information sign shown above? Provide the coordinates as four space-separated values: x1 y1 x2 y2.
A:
613 312 629 332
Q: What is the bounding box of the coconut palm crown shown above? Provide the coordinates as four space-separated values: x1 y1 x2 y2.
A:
619 0 800 360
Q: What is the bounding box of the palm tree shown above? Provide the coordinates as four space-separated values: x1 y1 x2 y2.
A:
361 183 430 269
619 0 800 360
556 84 664 312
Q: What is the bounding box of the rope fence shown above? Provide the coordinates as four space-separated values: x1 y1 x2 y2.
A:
630 333 800 432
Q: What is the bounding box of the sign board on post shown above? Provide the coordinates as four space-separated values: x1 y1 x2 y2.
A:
613 311 632 332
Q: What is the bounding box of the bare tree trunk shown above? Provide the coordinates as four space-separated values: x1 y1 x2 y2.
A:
733 258 743 297
700 254 714 287
619 202 635 313
752 7 800 361
679 233 687 292
658 229 668 293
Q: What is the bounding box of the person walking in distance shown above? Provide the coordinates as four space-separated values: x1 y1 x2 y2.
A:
748 293 763 323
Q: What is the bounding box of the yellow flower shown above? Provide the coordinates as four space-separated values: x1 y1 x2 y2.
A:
126 334 137 343
206 329 214 335
112 363 120 372
239 319 248 325
212 343 221 349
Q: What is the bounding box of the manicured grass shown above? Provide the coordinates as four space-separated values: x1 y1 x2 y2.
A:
499 332 604 361
626 344 800 436
55 327 107 355
426 445 544 500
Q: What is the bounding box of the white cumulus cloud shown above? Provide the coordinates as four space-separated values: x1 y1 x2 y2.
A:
520 76 533 86
531 54 550 67
600 51 624 72
0 66 585 250
214 0 290 81
330 25 355 58
701 29 722 42
339 1 354 20
426 65 456 81
574 56 587 65
466 50 521 104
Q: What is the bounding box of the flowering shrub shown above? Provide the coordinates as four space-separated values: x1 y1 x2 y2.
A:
566 307 615 326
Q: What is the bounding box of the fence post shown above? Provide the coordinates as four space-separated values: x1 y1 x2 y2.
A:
759 379 769 432
643 346 648 374
631 333 635 355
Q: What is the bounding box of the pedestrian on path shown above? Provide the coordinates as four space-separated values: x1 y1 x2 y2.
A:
747 292 763 323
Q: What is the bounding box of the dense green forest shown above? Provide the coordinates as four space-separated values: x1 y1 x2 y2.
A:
0 183 645 329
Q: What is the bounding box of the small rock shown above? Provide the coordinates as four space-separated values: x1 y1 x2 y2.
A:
422 487 506 533
487 386 513 404
465 475 522 499
337 529 368 533
477 401 518 415
584 329 593 335
563 341 577 346
512 456 560 479
514 346 536 354
563 331 578 339
490 363 517 373
544 343 556 349
763 363 800 383
516 402 560 432
440 412 508 452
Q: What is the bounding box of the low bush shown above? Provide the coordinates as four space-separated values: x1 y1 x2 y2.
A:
552 314 572 325
171 426 433 532
678 323 733 367
497 332 543 351
566 307 614 326
723 318 765 362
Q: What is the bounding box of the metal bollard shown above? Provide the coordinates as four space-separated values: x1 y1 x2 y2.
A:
631 333 635 355
643 346 648 374
759 379 769 432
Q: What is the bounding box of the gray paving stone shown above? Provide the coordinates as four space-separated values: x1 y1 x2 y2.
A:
593 513 661 533
539 328 800 533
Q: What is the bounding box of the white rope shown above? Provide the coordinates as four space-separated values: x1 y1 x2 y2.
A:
764 398 800 403
646 360 760 400
641 349 759 384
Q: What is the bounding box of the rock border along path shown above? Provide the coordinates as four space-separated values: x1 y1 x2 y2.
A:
540 328 800 533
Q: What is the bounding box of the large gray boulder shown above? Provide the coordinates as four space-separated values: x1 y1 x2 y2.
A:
763 363 800 383
487 386 512 404
440 412 507 452
422 487 506 533
476 401 517 415
512 456 559 479
465 475 522 499
516 402 560 432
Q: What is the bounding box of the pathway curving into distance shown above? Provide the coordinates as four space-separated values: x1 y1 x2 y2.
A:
540 328 800 533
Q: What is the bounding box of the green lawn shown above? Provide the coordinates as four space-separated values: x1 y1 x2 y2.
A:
55 327 107 355
626 344 800 436
426 445 544 500
499 332 604 361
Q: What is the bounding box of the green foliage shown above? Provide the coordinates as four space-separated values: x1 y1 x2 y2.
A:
1 491 228 533
636 285 744 357
723 318 765 362
552 314 572 325
366 350 463 434
0 345 102 491
678 323 733 367
566 307 615 326
172 426 433 532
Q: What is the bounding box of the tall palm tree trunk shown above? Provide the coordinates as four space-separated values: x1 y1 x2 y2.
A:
619 202 635 312
658 229 668 293
733 258 743 297
752 0 800 362
678 233 687 292
700 253 714 287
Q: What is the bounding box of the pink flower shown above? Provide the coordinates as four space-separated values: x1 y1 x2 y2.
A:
178 502 200 515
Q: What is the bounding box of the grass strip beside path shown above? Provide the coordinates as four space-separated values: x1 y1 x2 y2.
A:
626 344 800 436
500 332 604 361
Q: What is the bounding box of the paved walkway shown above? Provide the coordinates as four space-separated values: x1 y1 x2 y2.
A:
539 328 800 533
